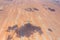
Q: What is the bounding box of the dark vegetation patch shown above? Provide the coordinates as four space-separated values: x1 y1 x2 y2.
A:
7 23 43 38
7 25 18 32
24 8 39 12
25 8 33 12
48 7 55 12
12 25 18 30
48 28 53 32
33 8 39 11
15 23 43 38
7 26 12 32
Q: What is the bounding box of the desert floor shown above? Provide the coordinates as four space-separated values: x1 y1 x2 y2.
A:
0 0 60 40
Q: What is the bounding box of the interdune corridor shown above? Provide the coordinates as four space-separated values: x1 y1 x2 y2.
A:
0 0 60 40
